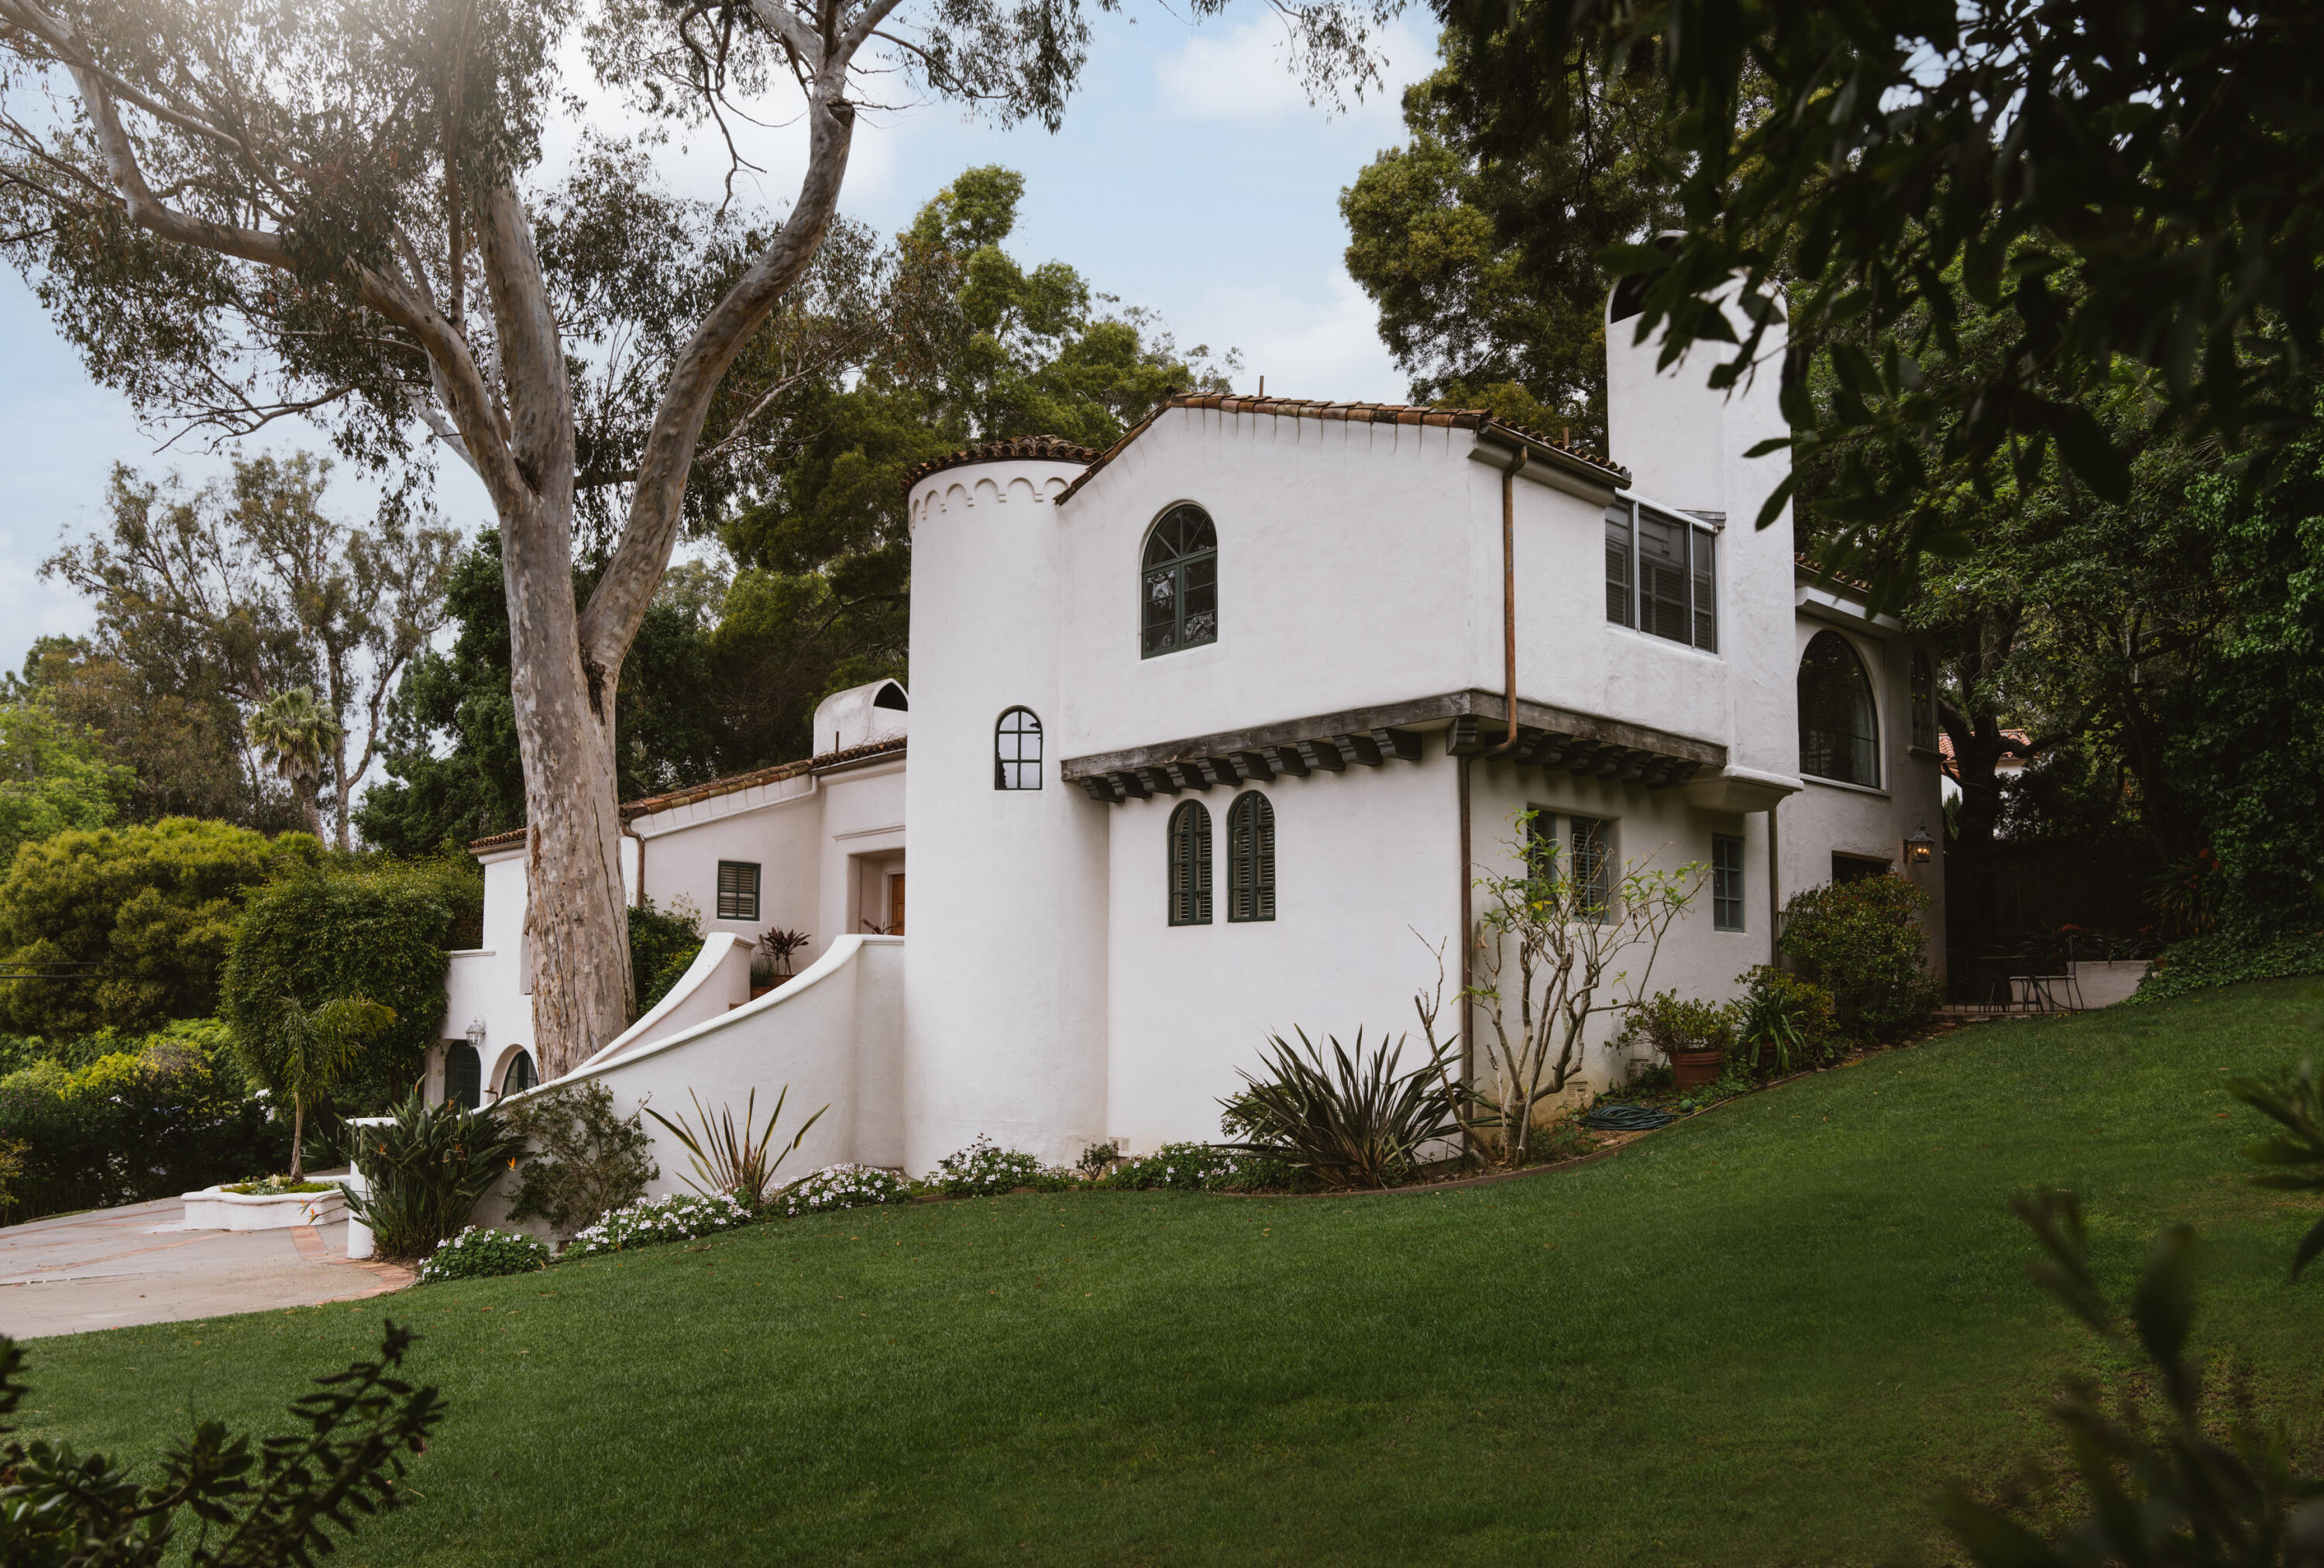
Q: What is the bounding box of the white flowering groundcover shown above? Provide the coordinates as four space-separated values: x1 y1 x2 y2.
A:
782 1164 913 1216
930 1136 1057 1195
419 1226 553 1282
566 1191 751 1257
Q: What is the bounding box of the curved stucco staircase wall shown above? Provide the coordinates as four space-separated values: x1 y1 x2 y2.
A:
473 934 904 1234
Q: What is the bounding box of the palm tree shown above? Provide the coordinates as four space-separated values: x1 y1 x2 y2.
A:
273 995 396 1179
247 687 339 840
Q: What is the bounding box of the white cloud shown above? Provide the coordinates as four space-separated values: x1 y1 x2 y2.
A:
1194 270 1405 404
1153 16 1429 130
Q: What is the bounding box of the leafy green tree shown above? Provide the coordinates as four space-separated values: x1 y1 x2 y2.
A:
221 861 483 1115
1340 25 1679 446
0 820 321 1036
0 698 133 871
1461 0 2324 597
0 0 1376 1078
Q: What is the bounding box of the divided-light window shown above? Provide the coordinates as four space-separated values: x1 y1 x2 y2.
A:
1570 817 1612 921
995 707 1042 789
717 859 761 922
1712 834 1745 931
1141 504 1219 657
1604 500 1717 652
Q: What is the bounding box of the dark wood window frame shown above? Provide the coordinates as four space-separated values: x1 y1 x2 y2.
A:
499 1050 538 1097
1604 499 1718 652
1570 815 1613 922
1226 790 1276 923
995 706 1043 790
1141 504 1219 658
717 859 762 921
1798 630 1882 787
1167 799 1213 925
444 1041 480 1109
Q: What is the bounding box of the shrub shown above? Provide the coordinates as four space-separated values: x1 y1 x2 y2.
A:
500 1080 658 1236
929 1136 1061 1195
342 1093 519 1260
1096 1142 1299 1193
222 859 481 1115
0 1324 441 1566
1219 1027 1461 1189
418 1226 553 1283
0 817 322 1035
1728 966 1839 1078
782 1164 912 1216
645 1085 827 1210
1075 1140 1120 1174
629 896 703 1016
1777 875 1943 1043
1618 991 1734 1060
0 1020 285 1220
566 1191 750 1257
2133 928 2324 1002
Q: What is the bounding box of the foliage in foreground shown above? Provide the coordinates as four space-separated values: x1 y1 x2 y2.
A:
1778 875 1942 1044
342 1095 518 1260
1220 1028 1459 1190
0 1323 439 1566
418 1227 552 1284
500 1081 658 1238
566 1192 751 1257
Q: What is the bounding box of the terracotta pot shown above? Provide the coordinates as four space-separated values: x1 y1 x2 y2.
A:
1672 1047 1726 1089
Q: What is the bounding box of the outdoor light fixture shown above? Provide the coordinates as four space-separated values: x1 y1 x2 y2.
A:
1904 824 1937 865
466 1017 486 1050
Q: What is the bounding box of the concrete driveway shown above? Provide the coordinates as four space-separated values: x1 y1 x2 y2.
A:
0 1196 414 1340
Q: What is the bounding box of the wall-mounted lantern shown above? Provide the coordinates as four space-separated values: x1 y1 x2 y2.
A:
1904 824 1937 866
466 1017 487 1050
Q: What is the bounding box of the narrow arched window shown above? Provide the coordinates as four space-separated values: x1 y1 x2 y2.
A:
1167 800 1212 925
1227 791 1275 923
1799 631 1880 786
499 1050 538 1097
444 1042 480 1109
1910 649 1938 750
995 707 1042 789
1141 504 1219 657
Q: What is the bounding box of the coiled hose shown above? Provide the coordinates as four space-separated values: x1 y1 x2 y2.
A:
1582 1103 1676 1132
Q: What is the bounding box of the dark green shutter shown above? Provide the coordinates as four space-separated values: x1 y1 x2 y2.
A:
717 860 761 921
1169 802 1212 925
1228 791 1275 923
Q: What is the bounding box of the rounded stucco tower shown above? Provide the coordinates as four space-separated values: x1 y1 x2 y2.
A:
900 436 1112 1173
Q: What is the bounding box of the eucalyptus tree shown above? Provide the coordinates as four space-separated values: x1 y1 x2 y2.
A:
0 0 1391 1075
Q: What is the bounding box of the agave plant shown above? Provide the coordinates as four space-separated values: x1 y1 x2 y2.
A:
1219 1028 1462 1190
645 1085 827 1210
342 1093 521 1260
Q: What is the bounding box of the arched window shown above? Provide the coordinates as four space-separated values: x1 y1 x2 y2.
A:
995 707 1043 789
1910 649 1938 750
499 1050 538 1097
1226 791 1275 923
1167 800 1212 926
1798 631 1880 786
444 1042 480 1109
1141 504 1219 657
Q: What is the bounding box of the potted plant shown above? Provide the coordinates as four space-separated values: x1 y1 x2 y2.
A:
751 929 812 998
1624 990 1731 1090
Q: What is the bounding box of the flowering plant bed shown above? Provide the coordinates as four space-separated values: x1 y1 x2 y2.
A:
783 1164 912 1216
421 1226 554 1282
566 1191 751 1257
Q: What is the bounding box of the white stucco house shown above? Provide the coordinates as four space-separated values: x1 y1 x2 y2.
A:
435 285 1945 1188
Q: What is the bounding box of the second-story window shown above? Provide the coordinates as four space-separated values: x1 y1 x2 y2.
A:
1605 500 1717 652
1142 504 1219 657
995 707 1042 789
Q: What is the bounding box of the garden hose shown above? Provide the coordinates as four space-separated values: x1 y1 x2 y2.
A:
1582 1103 1676 1132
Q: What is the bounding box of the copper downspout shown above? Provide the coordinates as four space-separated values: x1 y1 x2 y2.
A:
1462 444 1529 1121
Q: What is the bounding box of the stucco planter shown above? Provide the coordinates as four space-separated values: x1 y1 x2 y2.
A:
180 1180 350 1231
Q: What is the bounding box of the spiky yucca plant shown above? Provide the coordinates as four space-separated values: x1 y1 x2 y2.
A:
1220 1028 1461 1190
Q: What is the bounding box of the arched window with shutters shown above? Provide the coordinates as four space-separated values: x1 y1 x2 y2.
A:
995 707 1042 789
499 1050 538 1098
1910 649 1938 750
444 1042 480 1109
1141 504 1218 657
1798 631 1881 787
1167 800 1212 926
1226 791 1275 923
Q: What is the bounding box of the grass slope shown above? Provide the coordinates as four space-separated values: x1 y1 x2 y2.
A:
16 980 2324 1566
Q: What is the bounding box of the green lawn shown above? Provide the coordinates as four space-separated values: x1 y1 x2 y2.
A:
18 979 2324 1566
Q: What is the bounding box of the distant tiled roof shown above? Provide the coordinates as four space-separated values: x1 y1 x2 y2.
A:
1794 552 1876 597
1935 728 2032 780
1054 392 1631 504
899 436 1098 497
466 734 908 854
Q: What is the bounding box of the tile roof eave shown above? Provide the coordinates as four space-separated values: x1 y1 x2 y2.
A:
463 735 909 856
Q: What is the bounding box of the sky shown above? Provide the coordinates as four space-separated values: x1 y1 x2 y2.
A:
0 5 1441 681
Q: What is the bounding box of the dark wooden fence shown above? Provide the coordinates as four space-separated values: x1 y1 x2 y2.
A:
1945 835 2164 961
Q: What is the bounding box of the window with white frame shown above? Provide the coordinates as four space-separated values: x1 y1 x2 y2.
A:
1604 500 1717 652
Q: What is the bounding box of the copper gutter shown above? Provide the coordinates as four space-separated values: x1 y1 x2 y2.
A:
1483 446 1528 758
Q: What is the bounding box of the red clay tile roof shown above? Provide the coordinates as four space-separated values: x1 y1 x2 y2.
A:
899 436 1098 497
466 735 907 854
1051 392 1631 504
1794 552 1876 597
1935 728 2031 779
